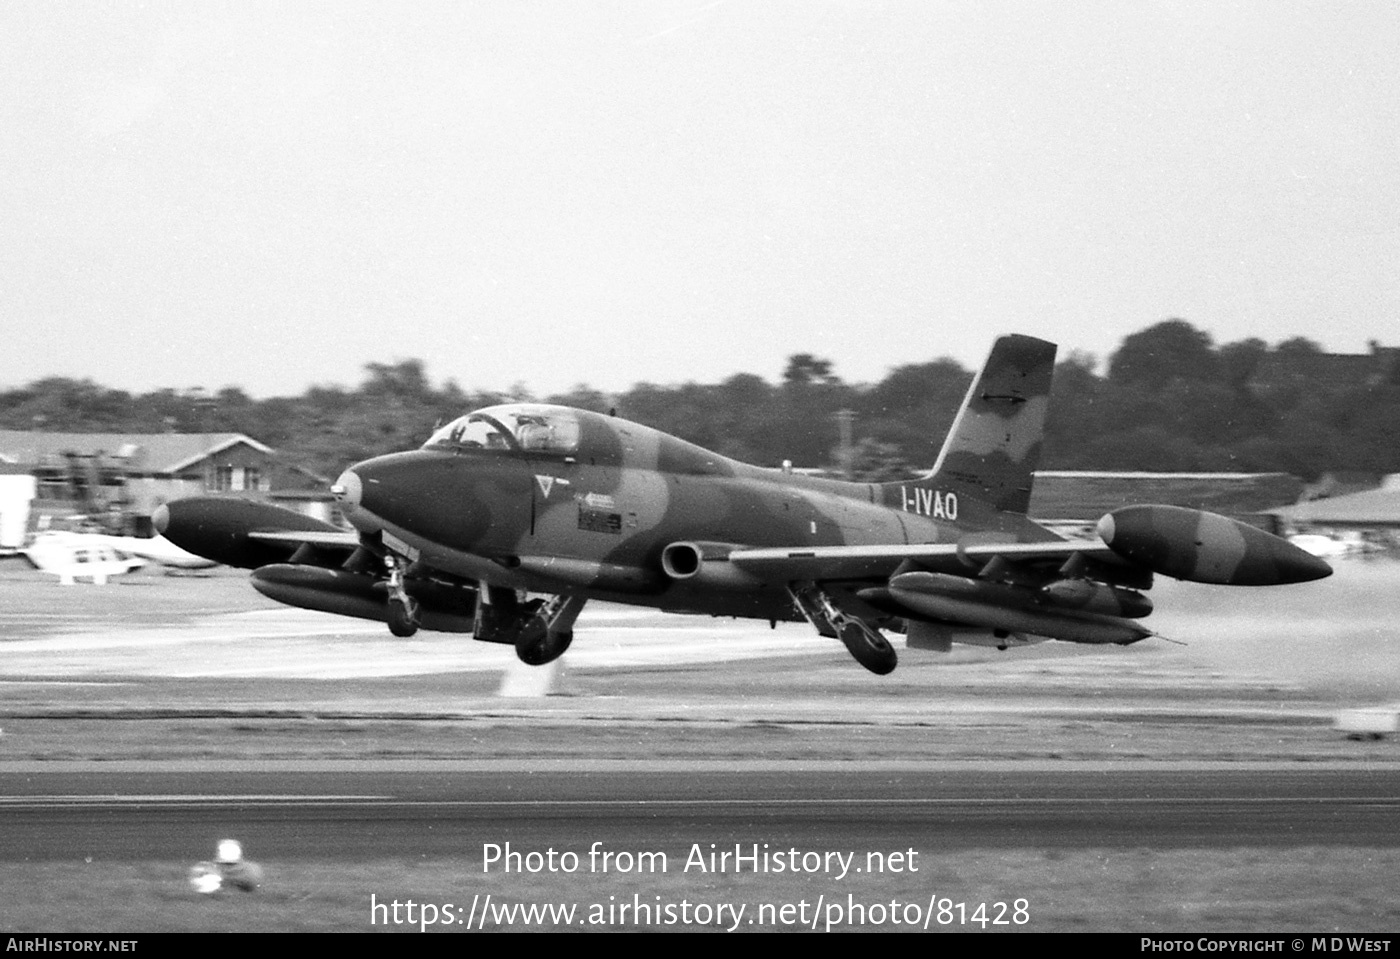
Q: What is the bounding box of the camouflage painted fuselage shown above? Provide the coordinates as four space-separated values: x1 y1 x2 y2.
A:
336 405 1056 622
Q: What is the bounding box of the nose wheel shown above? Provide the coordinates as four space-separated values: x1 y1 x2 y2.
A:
387 596 420 637
384 556 421 638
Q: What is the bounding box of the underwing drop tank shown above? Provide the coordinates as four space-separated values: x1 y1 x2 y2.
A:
250 564 477 633
884 571 1153 645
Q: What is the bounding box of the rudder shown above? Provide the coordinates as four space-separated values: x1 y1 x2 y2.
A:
903 334 1056 515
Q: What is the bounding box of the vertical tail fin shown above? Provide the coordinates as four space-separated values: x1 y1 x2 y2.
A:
895 334 1056 515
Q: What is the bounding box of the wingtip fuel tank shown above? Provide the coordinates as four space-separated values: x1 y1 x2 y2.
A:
1097 505 1333 586
154 497 347 570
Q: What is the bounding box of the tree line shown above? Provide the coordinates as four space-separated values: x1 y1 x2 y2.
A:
3 320 1397 482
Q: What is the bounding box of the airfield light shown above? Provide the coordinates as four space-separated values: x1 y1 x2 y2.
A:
188 840 263 894
188 861 222 894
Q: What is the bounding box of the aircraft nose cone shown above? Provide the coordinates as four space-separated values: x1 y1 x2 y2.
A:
338 450 495 547
332 469 362 510
151 503 170 535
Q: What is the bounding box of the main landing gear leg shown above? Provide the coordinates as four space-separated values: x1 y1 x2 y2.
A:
384 556 420 638
515 594 588 666
789 584 897 675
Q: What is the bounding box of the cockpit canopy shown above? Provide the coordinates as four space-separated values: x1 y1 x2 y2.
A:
422 404 582 456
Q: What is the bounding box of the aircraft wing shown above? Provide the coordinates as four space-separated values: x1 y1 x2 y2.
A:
727 505 1333 588
727 540 1115 582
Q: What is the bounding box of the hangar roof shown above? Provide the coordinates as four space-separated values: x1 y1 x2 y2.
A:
1029 471 1304 521
1269 487 1400 526
0 431 272 474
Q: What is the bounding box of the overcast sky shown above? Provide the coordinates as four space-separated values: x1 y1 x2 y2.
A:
4 1 1398 399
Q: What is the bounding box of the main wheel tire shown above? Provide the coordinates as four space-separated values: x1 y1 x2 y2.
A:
838 621 897 675
515 621 572 666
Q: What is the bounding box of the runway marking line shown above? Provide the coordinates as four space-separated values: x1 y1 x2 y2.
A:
0 794 390 805
4 796 1398 808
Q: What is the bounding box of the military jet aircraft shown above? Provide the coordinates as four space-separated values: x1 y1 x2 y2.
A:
152 335 1331 675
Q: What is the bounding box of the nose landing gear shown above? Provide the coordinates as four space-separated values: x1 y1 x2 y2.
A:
384 556 421 637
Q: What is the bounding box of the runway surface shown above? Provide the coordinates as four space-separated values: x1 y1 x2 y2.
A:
4 562 1400 863
4 765 1400 862
2 562 1399 930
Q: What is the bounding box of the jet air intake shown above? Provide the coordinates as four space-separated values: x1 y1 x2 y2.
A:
1097 505 1332 586
661 542 764 590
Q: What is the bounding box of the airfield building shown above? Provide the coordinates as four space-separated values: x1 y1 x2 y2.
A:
0 430 329 539
1267 475 1400 550
1027 470 1306 537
